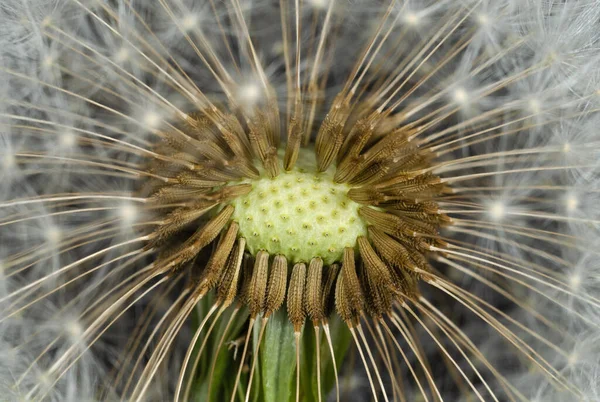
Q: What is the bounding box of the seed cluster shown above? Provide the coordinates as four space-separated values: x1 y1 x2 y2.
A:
141 103 451 326
230 155 366 265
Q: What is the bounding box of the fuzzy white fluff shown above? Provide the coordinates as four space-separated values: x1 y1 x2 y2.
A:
1 0 599 401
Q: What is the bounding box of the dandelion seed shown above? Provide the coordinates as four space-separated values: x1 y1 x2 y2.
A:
565 193 579 213
488 201 506 222
1 0 600 401
114 47 130 63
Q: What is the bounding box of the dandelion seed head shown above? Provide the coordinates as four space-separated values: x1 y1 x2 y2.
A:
236 82 262 108
118 203 138 224
568 351 579 367
45 226 62 245
59 129 76 148
489 201 506 222
42 55 54 69
565 193 579 212
452 87 470 106
2 0 600 400
2 153 15 170
475 12 490 28
569 272 581 291
64 319 84 344
528 98 542 114
307 0 329 10
114 47 130 63
143 111 161 128
181 14 198 31
403 12 420 27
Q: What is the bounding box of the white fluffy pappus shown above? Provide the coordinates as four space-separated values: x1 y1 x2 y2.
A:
1 0 600 401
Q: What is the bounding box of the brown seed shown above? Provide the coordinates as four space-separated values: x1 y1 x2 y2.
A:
150 185 212 204
346 186 387 205
154 205 234 269
164 130 229 161
211 110 253 161
265 86 282 149
264 255 288 317
216 238 246 307
247 109 280 178
335 248 363 326
359 207 418 238
347 161 392 187
283 97 304 171
147 201 217 248
334 112 381 183
237 252 254 306
200 222 239 291
368 226 417 272
176 171 226 187
247 250 270 317
188 163 243 182
315 93 351 172
376 173 442 194
305 258 324 324
287 262 307 332
357 236 394 317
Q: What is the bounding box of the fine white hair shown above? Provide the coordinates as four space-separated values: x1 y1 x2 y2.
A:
1 0 599 400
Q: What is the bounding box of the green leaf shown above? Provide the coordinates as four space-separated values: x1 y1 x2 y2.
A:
259 310 297 402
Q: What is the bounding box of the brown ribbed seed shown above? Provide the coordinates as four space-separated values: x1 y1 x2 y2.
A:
188 164 242 182
287 262 307 332
347 161 392 187
335 248 363 326
392 210 452 225
211 110 253 161
368 226 418 272
383 199 438 213
357 236 395 317
265 87 282 148
334 113 380 183
345 112 381 158
304 258 324 324
346 186 389 205
264 255 288 318
247 110 280 178
164 130 228 161
152 205 234 269
359 207 420 238
200 222 239 291
236 253 254 306
176 172 226 187
315 93 351 172
247 250 270 317
150 186 211 204
357 237 394 285
283 97 303 171
147 201 217 248
216 238 246 307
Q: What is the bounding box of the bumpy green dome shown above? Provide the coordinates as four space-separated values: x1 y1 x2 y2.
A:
230 151 367 265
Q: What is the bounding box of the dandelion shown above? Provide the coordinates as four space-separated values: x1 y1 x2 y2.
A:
1 0 600 401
